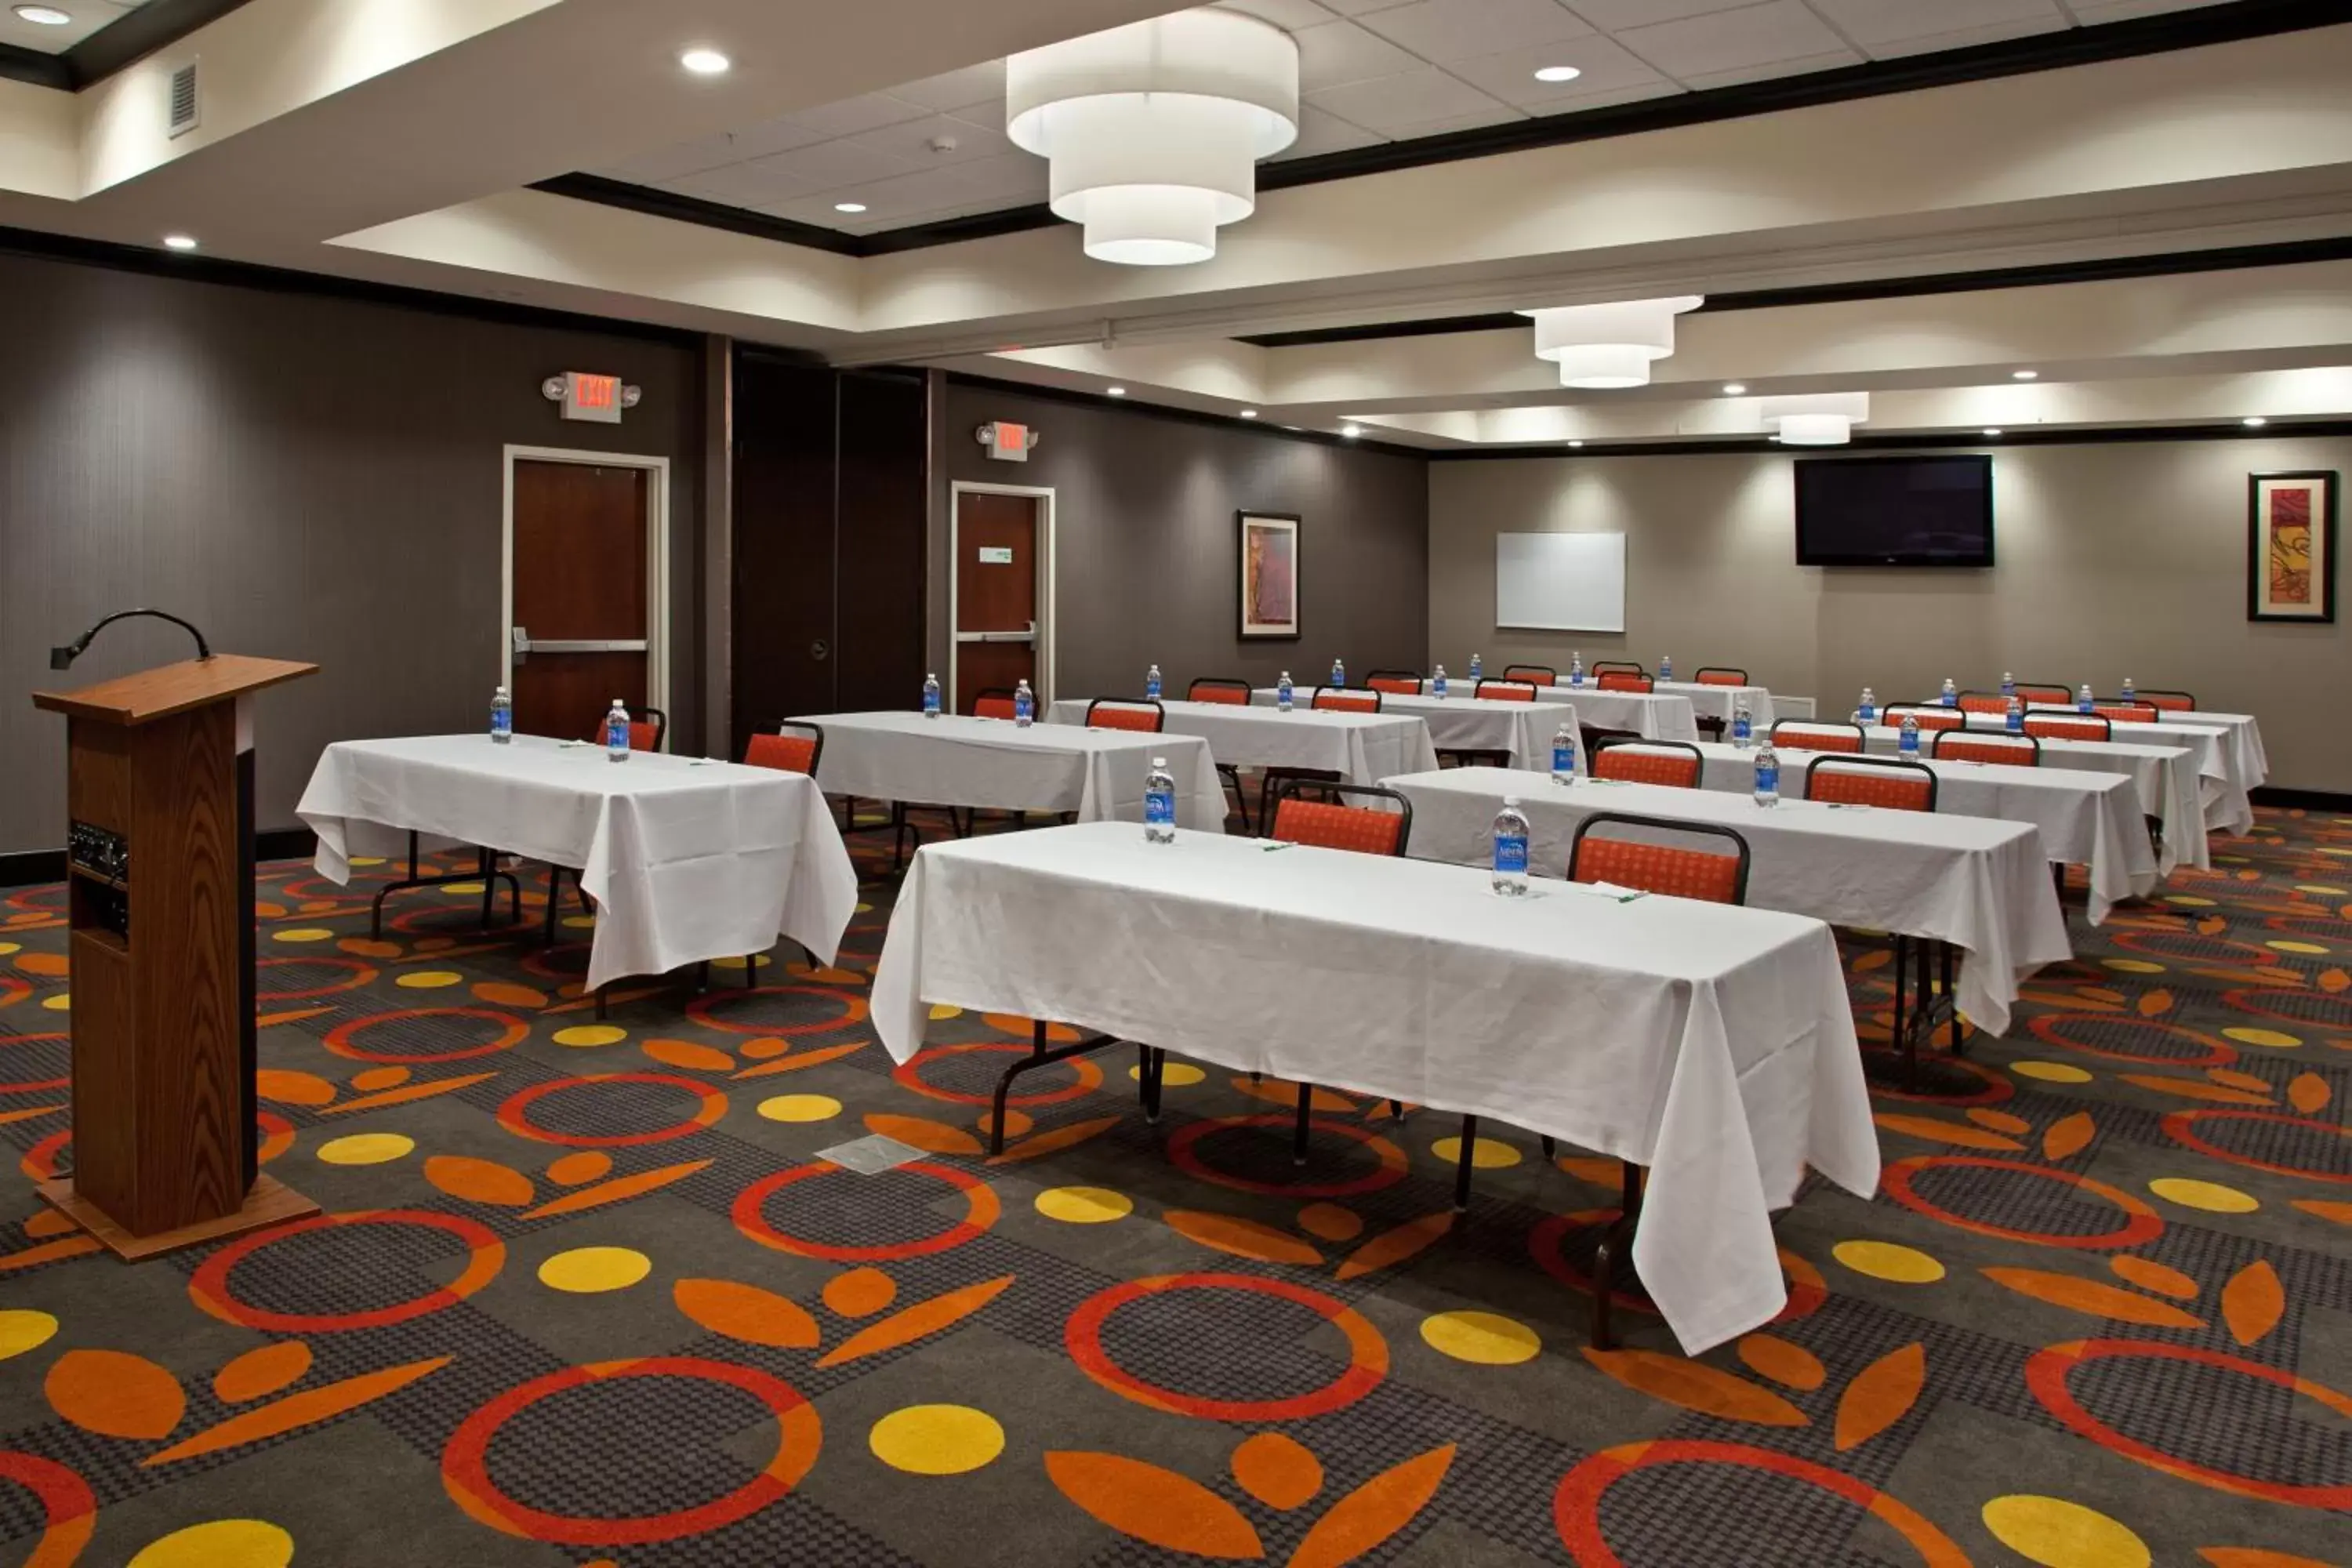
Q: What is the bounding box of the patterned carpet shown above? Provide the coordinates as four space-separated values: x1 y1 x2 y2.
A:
0 807 2348 1567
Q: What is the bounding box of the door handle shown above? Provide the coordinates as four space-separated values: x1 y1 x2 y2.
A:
510 625 529 663
811 639 829 662
526 639 649 653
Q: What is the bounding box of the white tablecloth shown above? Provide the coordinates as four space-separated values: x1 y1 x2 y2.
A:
1383 766 2070 1038
1047 699 1436 786
1926 710 2246 834
1689 743 2156 924
1860 728 2208 874
2028 703 2268 793
1656 681 1777 729
1526 684 1701 742
872 821 1877 1355
298 735 857 992
1250 688 1565 768
797 712 1227 833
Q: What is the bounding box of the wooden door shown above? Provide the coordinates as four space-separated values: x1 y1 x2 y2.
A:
955 492 1036 712
510 459 651 741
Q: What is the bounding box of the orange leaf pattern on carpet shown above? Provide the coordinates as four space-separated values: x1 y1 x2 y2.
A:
1834 1342 1925 1451
2109 1256 2200 1300
672 1279 821 1349
147 1356 449 1465
1334 1213 1453 1282
815 1276 1014 1369
1163 1210 1323 1267
2041 1111 2096 1160
1044 1452 1265 1559
1582 1350 1807 1427
1981 1269 2206 1329
2220 1260 2285 1346
212 1341 313 1404
1288 1443 1455 1568
1737 1334 1827 1392
45 1350 183 1439
1230 1432 1322 1512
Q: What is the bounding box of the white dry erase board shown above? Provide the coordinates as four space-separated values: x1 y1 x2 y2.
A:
1496 532 1625 631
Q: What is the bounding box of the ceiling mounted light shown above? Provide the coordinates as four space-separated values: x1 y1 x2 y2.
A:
1105 386 1127 396
1007 11 1298 266
1568 439 1585 448
1238 408 1258 419
162 234 198 251
1341 423 1362 438
1533 64 1581 82
1722 383 1746 396
14 5 72 24
2011 369 2038 381
1984 427 2003 437
1759 392 1868 446
2243 416 2268 427
679 47 731 75
1521 296 1703 389
833 201 867 213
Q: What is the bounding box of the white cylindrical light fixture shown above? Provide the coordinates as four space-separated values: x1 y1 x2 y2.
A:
1523 296 1703 388
1007 12 1298 266
1759 392 1870 446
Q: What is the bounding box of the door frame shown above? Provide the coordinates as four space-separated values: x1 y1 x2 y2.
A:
948 480 1056 710
501 445 673 720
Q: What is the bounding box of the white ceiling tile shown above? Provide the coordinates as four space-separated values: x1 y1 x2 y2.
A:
845 112 1015 167
666 162 819 209
1305 65 1517 130
1861 14 2070 58
1319 0 1421 13
1270 104 1392 158
1806 0 2063 46
734 137 920 195
1674 45 1863 88
1357 0 1594 64
1382 101 1534 136
1443 32 1672 106
1562 0 1768 27
771 154 1051 227
2061 0 2225 18
886 60 1007 114
784 93 932 140
1291 20 1425 89
1215 0 1339 28
595 134 754 187
1613 0 1854 80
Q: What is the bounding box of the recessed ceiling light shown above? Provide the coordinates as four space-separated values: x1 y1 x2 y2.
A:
14 5 72 24
679 47 731 75
1533 65 1581 82
833 201 867 214
1105 386 1127 397
1722 383 1746 396
2012 369 2038 380
1568 439 1584 448
162 234 198 251
1341 423 1362 438
1984 427 2002 437
1238 408 1258 419
2243 416 2268 427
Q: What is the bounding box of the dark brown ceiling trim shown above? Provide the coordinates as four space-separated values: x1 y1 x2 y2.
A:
529 175 864 256
533 0 2343 261
1425 419 2352 460
945 370 1428 460
1236 234 2352 347
0 0 253 90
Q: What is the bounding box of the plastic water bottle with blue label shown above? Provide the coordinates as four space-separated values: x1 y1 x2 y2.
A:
922 673 942 718
1277 672 1294 713
1144 757 1177 844
604 699 630 763
2001 671 2016 699
2121 675 2136 701
1014 678 1034 728
2076 683 2094 713
1145 664 1162 701
1468 652 1483 680
1857 687 1878 725
1899 713 1921 755
1940 677 1958 706
1330 657 1345 688
1753 742 1780 807
1491 797 1530 895
1569 652 1584 687
1731 700 1753 750
1659 653 1673 682
490 685 512 744
1551 721 1577 786
1431 664 1448 699
2005 695 2025 733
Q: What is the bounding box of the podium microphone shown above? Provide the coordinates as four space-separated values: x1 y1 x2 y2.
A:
50 608 213 670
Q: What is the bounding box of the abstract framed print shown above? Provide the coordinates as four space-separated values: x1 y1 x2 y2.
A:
1237 511 1301 641
2247 470 2337 622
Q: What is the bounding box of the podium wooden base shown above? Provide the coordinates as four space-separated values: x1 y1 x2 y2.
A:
35 1174 321 1261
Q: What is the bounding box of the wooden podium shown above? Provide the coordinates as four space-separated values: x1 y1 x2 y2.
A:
31 655 321 1258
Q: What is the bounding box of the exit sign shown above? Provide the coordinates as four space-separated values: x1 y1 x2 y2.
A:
543 372 642 423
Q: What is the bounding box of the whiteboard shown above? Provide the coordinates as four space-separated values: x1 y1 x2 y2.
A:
1496 532 1625 632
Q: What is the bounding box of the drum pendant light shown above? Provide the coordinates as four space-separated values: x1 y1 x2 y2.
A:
1759 392 1871 445
1007 11 1299 266
1523 296 1704 388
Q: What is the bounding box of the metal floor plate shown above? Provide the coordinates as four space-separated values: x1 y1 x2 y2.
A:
814 1134 929 1174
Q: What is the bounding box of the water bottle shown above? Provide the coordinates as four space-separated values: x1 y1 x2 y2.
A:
1731 700 1753 750
1432 664 1448 700
1753 742 1780 807
2001 671 2016 699
2076 683 2094 713
490 685 513 744
2005 695 2025 734
2121 675 2136 701
1145 663 1162 701
1857 687 1878 725
604 699 630 763
1491 797 1530 896
1899 713 1920 755
1144 757 1177 844
1659 653 1673 682
1551 722 1577 786
1468 652 1483 680
1569 652 1584 687
1013 678 1034 728
923 673 942 718
1940 677 1958 707
1330 657 1345 688
1277 672 1294 713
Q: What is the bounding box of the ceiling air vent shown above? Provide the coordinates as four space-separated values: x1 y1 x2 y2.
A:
167 60 199 139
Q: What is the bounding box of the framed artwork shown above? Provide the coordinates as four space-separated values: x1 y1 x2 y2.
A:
2247 471 2337 622
1237 511 1301 640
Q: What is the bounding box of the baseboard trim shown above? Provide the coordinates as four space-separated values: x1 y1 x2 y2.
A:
1 826 317 890
2250 786 2352 812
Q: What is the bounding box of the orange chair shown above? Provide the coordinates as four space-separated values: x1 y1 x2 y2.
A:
2093 700 2158 724
1884 705 1967 731
1501 664 1556 686
1189 677 1253 705
971 688 1018 720
589 705 666 753
1693 666 1749 686
742 721 823 776
1804 754 1936 811
1596 671 1653 693
1367 670 1423 696
1955 692 2012 716
1475 680 1537 702
1931 731 2039 766
1592 662 1646 679
1769 720 1865 753
1084 699 1164 732
2014 683 2073 706
2135 689 2195 712
2024 713 2111 742
1590 738 1701 788
1312 687 1382 713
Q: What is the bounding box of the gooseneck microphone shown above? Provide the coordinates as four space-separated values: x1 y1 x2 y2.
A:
50 608 214 670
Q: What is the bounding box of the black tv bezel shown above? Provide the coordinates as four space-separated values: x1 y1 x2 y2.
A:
1793 452 1995 568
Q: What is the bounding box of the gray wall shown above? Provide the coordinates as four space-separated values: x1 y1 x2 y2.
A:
1429 436 2351 790
0 252 706 856
931 382 1428 701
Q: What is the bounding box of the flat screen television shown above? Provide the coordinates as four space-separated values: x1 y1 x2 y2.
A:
1794 455 1994 567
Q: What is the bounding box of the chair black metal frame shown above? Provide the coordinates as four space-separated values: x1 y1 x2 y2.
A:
2013 682 2074 706
588 703 667 753
1257 691 1376 826
2024 712 2113 742
2093 700 2161 722
1473 679 1538 701
1802 752 1940 811
1692 666 1750 686
1588 735 1705 788
1590 661 1646 677
1501 663 1556 685
2130 688 2195 711
1768 719 1868 753
1310 685 1382 713
1883 704 1969 731
1188 678 1260 830
970 687 1018 718
1083 697 1167 731
1264 777 1414 855
1929 728 2042 764
1365 669 1424 695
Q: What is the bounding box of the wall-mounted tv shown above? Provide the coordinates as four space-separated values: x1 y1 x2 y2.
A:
1794 455 1994 567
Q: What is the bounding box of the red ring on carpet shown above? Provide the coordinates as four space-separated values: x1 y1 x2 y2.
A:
1165 1115 1409 1198
0 1450 96 1567
0 1033 67 1094
324 1007 528 1063
190 1209 504 1332
2160 1107 2352 1183
688 985 869 1037
891 1040 1103 1107
495 1073 728 1148
256 955 379 1000
1065 1272 1387 1421
2024 1013 2236 1068
1880 1155 2163 1249
731 1160 997 1261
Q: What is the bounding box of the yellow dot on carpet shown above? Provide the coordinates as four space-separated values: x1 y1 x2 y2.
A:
2296 884 2347 896
2014 1061 2095 1083
396 970 463 989
539 1246 651 1293
856 902 874 913
1982 1496 2150 1568
272 928 334 943
1421 1310 1541 1365
316 1133 414 1166
0 1309 59 1361
1035 1186 1131 1224
2101 958 2165 974
441 881 486 896
869 1404 1005 1475
2149 1178 2259 1214
0 942 18 956
39 993 68 1011
562 914 597 929
1127 1062 1207 1087
2162 896 2216 909
758 1094 841 1123
2223 1027 2301 1050
1833 1240 1944 1283
928 1004 963 1021
129 1520 294 1568
2267 941 2329 955
552 1025 625 1048
1433 1135 1521 1170
350 856 386 867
